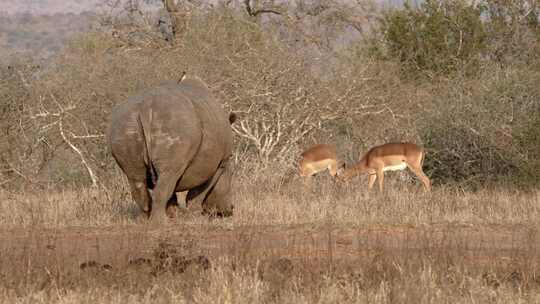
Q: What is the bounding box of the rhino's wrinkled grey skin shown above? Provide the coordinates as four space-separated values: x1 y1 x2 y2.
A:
108 77 235 222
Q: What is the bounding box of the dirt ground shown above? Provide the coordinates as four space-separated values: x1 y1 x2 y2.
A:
1 221 538 274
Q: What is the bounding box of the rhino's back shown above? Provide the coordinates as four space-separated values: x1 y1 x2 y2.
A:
161 78 233 154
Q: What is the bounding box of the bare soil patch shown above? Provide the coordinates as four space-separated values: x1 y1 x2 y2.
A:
1 222 537 274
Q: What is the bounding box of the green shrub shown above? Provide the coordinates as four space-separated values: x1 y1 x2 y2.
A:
380 0 487 77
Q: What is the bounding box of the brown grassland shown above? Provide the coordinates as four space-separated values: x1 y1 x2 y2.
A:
1 1 540 303
2 173 540 303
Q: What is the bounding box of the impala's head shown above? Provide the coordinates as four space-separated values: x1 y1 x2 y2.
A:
298 158 309 177
334 161 346 178
336 163 355 181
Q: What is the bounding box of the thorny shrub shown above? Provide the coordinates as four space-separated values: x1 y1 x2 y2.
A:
0 1 539 190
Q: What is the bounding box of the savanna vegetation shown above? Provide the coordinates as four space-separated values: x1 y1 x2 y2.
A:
0 0 539 303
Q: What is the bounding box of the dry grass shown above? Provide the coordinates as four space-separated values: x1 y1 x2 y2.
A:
1 170 540 303
3 260 540 304
2 170 539 228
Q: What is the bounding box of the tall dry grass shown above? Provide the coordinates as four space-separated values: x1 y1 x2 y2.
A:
2 260 539 304
1 169 539 228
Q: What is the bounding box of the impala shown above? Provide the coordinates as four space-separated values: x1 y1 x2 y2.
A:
299 144 343 178
339 142 431 192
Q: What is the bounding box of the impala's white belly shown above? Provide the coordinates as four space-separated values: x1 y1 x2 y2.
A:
308 159 333 171
383 162 407 172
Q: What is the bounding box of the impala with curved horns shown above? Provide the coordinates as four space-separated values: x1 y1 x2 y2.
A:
338 142 431 192
299 144 343 178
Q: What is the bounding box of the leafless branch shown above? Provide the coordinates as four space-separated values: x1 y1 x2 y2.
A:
28 94 101 187
232 101 316 166
58 119 98 187
68 133 106 139
244 0 282 17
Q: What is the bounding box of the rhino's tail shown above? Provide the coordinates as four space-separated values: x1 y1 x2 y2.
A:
138 108 157 187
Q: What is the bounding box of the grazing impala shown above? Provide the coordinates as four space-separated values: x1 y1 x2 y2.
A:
299 144 343 178
339 143 431 192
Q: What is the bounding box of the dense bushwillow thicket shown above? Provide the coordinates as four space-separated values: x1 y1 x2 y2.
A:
0 0 538 189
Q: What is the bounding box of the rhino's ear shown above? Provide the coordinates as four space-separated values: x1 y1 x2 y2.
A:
228 112 237 125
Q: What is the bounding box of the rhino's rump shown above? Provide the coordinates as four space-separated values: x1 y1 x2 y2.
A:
176 94 233 191
109 79 233 195
137 84 232 191
108 100 150 184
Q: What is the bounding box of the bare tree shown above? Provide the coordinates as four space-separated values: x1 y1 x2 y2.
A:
161 0 178 41
28 94 104 187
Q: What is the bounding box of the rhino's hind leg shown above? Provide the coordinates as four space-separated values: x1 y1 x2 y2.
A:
128 179 152 218
149 173 179 223
165 192 180 218
202 169 233 217
149 136 200 223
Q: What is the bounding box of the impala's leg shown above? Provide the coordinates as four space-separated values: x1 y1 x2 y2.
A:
367 173 377 190
329 160 342 189
408 165 432 192
302 169 314 189
376 168 385 193
328 160 338 178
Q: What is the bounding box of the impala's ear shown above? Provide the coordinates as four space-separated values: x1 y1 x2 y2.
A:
336 161 347 178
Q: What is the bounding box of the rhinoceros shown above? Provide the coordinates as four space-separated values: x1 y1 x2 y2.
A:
108 77 236 222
